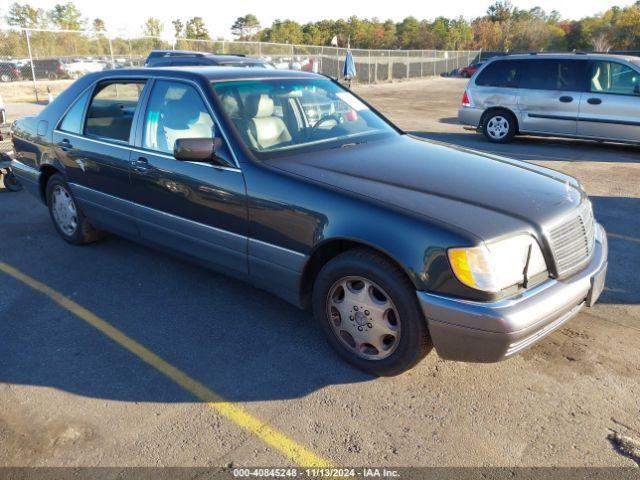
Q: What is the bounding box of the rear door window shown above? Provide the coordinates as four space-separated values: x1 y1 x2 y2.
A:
84 81 146 142
58 88 91 134
475 60 521 88
520 59 586 91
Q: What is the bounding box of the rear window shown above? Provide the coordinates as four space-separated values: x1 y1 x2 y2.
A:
475 60 521 88
520 60 586 91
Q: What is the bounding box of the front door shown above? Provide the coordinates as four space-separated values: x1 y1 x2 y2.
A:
577 60 640 142
53 79 147 236
517 59 587 136
129 78 248 278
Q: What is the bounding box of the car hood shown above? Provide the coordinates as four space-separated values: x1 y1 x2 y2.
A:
264 135 585 241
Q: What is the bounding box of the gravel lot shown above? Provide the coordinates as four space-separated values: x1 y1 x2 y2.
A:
1 77 639 470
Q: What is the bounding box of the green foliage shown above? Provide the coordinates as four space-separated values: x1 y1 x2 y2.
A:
49 2 84 30
185 17 209 40
92 18 106 32
3 0 640 54
5 2 45 28
231 14 261 40
169 19 183 39
143 17 163 37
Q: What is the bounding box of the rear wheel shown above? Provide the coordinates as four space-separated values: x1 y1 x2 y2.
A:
482 110 516 143
0 73 11 82
46 174 102 245
312 248 432 376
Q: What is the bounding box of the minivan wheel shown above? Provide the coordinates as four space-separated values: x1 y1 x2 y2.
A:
46 174 103 245
482 110 516 143
312 248 432 376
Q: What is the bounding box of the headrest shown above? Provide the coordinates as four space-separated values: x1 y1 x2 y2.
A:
162 97 201 130
246 94 274 118
220 94 240 117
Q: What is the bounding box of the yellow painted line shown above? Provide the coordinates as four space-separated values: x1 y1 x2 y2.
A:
0 261 331 468
608 232 640 244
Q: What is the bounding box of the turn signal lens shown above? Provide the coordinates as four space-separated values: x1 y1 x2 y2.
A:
448 249 475 287
448 235 547 292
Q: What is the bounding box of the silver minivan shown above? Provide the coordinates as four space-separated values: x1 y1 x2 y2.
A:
458 53 640 144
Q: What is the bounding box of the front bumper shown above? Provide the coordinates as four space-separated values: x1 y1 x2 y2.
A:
417 224 608 362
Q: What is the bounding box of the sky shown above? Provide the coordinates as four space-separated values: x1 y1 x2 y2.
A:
0 0 635 39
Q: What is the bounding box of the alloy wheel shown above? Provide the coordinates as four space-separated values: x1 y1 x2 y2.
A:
486 115 509 140
326 276 401 360
51 185 78 236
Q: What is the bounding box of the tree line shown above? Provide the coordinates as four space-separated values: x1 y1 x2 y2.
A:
3 1 640 52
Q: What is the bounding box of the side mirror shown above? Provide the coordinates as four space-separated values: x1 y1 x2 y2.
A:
173 137 225 165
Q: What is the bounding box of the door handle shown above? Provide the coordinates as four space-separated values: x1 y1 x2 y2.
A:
132 156 150 173
57 139 72 151
559 96 573 103
587 97 602 105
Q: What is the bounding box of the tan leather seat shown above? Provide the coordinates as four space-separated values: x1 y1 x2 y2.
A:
246 94 291 149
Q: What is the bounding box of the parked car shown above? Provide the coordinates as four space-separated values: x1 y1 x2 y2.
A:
459 53 640 144
145 50 275 69
0 61 23 82
64 58 106 78
20 58 70 80
10 67 608 375
458 61 484 78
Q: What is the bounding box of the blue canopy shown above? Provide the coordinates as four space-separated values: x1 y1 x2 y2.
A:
343 48 356 79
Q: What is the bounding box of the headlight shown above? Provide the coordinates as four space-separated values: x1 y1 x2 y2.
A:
448 235 547 292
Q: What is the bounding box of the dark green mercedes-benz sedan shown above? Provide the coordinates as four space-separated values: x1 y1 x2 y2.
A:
10 66 608 375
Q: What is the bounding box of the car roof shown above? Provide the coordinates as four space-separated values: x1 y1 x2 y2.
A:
489 53 640 63
147 50 254 62
94 66 325 82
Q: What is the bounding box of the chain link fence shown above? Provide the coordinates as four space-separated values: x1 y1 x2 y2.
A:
0 27 480 103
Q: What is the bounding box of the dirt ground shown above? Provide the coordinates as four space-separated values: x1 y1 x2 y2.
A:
1 77 639 472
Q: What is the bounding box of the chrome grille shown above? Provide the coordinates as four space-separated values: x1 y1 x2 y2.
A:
548 201 595 278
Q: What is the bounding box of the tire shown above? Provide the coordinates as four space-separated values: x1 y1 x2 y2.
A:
48 72 58 80
0 74 10 83
2 172 23 192
482 110 517 143
461 71 469 78
312 248 432 376
45 173 102 245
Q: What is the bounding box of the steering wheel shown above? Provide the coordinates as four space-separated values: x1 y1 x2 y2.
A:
308 114 341 140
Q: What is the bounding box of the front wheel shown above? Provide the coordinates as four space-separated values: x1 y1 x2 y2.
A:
482 110 516 143
312 249 432 376
46 174 103 245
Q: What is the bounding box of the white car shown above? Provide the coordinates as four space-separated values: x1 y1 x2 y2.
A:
64 59 106 78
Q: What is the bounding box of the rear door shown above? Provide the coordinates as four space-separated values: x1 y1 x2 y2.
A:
577 60 640 142
473 59 522 112
517 59 587 136
53 79 147 236
129 78 248 279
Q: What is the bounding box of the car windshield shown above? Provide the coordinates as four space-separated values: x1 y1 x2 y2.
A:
212 78 398 158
